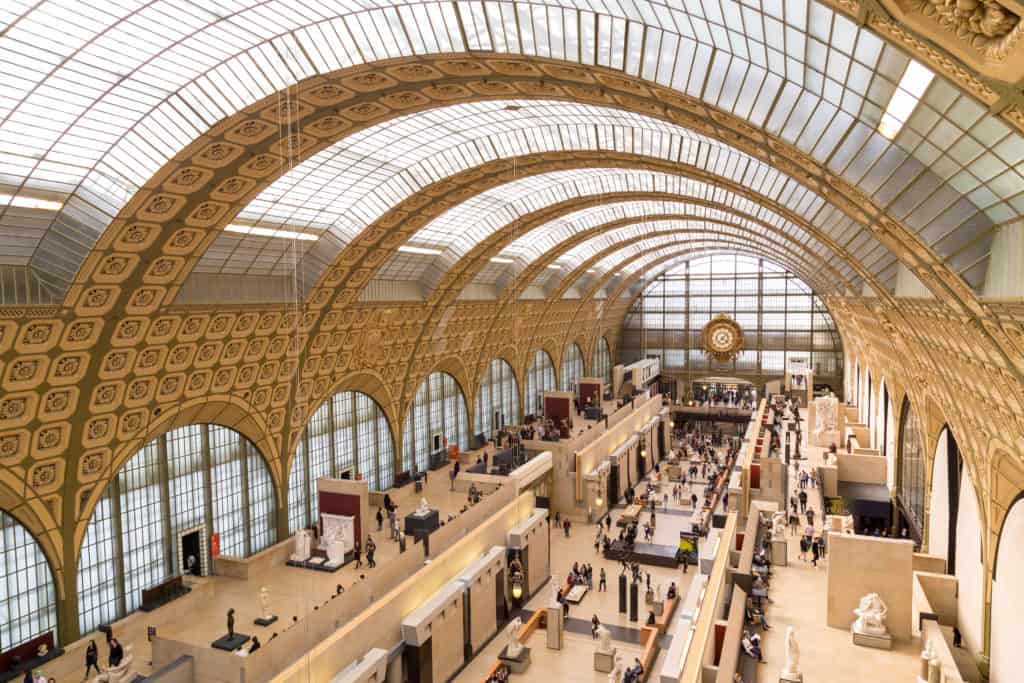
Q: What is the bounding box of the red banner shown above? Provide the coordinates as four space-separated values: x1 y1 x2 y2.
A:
210 532 220 557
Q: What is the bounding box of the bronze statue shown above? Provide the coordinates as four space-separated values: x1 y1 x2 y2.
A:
227 608 235 638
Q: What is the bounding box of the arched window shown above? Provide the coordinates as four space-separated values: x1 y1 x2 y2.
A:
77 425 277 636
897 398 925 540
592 337 612 386
288 392 395 533
523 350 556 416
402 372 469 475
1 510 57 650
475 358 520 439
560 343 584 392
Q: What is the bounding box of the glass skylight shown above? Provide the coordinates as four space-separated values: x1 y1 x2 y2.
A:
0 0 1016 300
878 60 935 140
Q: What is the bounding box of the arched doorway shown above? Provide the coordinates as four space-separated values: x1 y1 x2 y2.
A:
926 426 962 572
991 494 1024 683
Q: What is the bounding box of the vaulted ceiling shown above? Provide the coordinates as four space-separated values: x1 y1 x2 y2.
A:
1 0 1022 308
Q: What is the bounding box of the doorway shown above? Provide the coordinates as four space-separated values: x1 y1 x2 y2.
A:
181 529 202 576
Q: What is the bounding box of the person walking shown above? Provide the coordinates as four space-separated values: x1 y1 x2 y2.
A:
811 536 821 567
376 507 384 532
366 536 377 568
563 518 571 537
798 489 808 513
353 539 362 569
599 567 607 591
591 614 601 639
84 640 101 680
805 507 815 527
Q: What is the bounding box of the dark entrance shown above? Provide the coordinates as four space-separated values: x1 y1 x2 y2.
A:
608 464 619 507
181 530 202 576
495 568 508 628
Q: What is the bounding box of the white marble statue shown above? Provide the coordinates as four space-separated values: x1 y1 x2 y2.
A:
320 514 354 565
505 617 524 658
772 511 787 540
607 655 624 683
782 626 801 677
852 593 889 636
94 645 135 683
596 625 613 654
417 497 430 515
259 586 271 619
551 577 562 608
290 529 312 561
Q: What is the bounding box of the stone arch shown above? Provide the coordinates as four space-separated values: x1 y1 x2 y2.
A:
992 491 1024 682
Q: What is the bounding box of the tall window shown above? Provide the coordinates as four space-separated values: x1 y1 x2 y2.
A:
402 372 469 474
475 358 520 438
523 350 556 416
288 391 395 533
619 255 842 381
898 398 926 537
592 337 612 385
1 511 57 650
77 425 276 636
560 343 584 392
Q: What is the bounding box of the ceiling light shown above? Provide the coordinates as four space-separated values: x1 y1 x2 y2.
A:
878 60 934 140
586 269 597 274
546 264 560 270
225 224 318 241
490 257 514 264
397 245 443 255
0 193 63 211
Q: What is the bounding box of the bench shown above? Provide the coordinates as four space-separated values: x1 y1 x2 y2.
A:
651 596 678 634
638 625 659 681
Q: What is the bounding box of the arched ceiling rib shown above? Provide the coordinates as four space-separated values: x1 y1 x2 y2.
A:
374 166 865 285
515 219 850 297
550 232 831 299
0 2 1020 301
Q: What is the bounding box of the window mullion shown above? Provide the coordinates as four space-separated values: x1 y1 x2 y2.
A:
156 434 173 577
240 436 251 557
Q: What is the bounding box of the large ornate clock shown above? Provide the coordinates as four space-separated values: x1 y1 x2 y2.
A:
701 314 745 363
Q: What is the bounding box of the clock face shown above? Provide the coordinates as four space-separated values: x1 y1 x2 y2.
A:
701 315 744 362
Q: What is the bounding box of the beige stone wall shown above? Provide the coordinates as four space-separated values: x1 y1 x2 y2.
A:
467 565 500 653
826 532 914 640
836 453 887 486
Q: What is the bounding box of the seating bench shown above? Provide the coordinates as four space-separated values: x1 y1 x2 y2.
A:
652 596 678 634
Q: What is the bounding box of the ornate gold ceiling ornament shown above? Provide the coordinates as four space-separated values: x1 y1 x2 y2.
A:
701 313 745 363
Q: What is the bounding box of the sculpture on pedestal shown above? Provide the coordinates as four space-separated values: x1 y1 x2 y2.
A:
291 529 312 561
504 617 524 658
852 593 889 635
782 626 801 678
596 625 613 654
259 587 271 619
418 497 430 515
227 608 235 638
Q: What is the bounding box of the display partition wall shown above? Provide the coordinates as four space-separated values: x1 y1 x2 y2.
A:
523 350 556 418
288 391 396 534
475 358 521 441
76 424 277 637
402 371 470 475
618 255 842 390
1 510 58 651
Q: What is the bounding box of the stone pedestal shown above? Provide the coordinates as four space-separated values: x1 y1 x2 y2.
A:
254 615 278 627
780 673 803 682
545 606 563 650
852 626 892 650
498 645 531 673
594 649 617 673
772 539 788 566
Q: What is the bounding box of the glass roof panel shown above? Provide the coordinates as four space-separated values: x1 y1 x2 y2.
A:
0 0 1014 299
